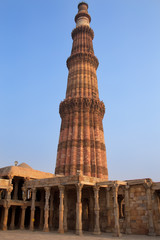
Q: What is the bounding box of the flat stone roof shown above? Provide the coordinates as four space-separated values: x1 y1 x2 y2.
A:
0 165 54 180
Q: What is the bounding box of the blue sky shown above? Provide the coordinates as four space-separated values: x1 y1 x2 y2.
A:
0 0 160 181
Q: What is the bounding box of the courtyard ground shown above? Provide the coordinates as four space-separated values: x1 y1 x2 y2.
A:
0 230 160 240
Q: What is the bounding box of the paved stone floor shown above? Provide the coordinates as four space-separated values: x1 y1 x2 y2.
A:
0 231 160 240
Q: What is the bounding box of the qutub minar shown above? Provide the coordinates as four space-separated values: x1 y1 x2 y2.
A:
0 2 160 237
55 2 108 179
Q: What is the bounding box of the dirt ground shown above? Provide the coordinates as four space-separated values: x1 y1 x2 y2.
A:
0 230 160 240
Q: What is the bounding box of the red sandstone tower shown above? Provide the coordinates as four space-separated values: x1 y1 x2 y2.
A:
55 2 108 179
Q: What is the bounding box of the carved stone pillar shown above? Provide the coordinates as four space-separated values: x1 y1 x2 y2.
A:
20 206 26 230
93 186 101 234
113 183 121 237
64 189 68 232
6 187 13 200
144 180 155 236
125 185 131 234
76 184 83 235
2 206 9 230
58 185 64 233
10 206 16 230
49 190 54 230
29 188 36 231
22 186 27 201
106 187 111 232
13 179 19 200
43 187 50 232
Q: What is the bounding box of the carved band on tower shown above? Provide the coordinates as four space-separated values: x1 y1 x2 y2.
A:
55 2 108 179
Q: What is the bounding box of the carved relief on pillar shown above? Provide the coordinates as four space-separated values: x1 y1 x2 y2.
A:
112 183 121 237
43 187 50 232
93 186 101 235
144 179 155 236
2 205 10 231
58 185 64 234
6 186 13 200
22 186 27 201
10 206 16 230
106 187 111 232
30 188 36 231
20 206 26 230
76 183 83 235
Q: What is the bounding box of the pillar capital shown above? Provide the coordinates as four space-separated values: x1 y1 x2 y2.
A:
125 184 130 190
58 185 65 192
93 185 100 195
44 186 50 192
31 187 36 193
6 186 13 200
31 188 36 201
8 175 13 184
76 183 83 191
144 179 152 189
113 182 119 190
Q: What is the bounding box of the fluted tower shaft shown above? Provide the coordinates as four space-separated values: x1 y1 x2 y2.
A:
55 2 108 179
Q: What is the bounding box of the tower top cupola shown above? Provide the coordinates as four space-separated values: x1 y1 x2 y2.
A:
75 2 91 27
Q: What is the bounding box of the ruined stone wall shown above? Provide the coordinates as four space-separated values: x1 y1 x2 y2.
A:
129 184 148 234
152 190 160 235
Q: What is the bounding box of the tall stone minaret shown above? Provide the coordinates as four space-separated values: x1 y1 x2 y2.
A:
55 2 108 179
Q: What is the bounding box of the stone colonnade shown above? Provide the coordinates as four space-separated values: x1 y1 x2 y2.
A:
22 183 123 236
0 183 122 235
2 181 155 236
